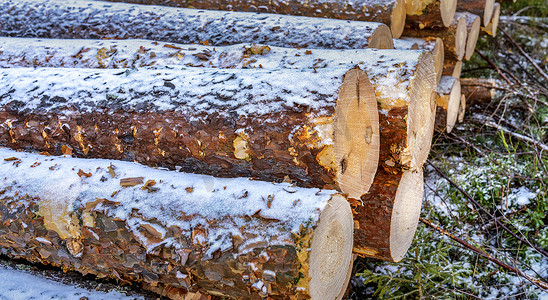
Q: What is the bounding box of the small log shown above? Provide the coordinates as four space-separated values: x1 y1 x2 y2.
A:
0 39 436 174
460 78 499 105
404 14 467 60
443 59 463 78
459 12 482 60
458 94 466 123
405 0 457 28
0 0 393 50
402 37 445 84
483 3 501 37
435 76 462 133
353 168 424 262
0 66 380 199
98 0 408 39
0 147 354 299
457 0 496 26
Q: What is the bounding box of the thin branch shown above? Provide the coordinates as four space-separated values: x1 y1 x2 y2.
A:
501 29 548 84
420 217 548 291
426 160 548 259
474 50 515 87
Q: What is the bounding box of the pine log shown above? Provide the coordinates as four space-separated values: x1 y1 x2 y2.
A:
435 76 462 133
404 14 467 60
97 0 408 39
353 168 424 262
0 0 394 50
0 147 354 299
458 12 482 61
405 0 457 28
443 59 463 78
402 37 445 84
460 78 499 105
457 0 496 26
0 66 380 200
0 38 436 174
393 39 419 50
458 94 466 123
483 3 501 37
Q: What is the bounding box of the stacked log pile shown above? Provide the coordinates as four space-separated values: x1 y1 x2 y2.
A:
0 0 500 298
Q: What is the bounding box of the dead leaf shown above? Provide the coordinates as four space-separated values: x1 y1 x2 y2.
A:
120 177 144 187
3 157 18 161
304 50 313 55
108 164 116 178
77 169 92 178
62 145 73 156
141 180 159 193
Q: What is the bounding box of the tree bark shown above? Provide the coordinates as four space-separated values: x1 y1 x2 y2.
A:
458 12 481 60
457 0 496 26
0 147 354 299
97 0 408 39
404 14 467 60
435 76 461 133
0 0 393 50
353 168 424 262
0 66 379 199
405 0 457 28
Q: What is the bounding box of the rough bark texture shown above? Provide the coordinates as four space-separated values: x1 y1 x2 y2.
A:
457 0 495 26
460 78 499 105
0 0 392 50
0 66 379 197
99 0 407 38
404 14 466 60
405 0 456 28
0 147 352 299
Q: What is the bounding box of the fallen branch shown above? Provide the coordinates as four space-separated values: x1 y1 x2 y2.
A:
483 121 548 152
420 217 548 291
500 29 548 84
426 160 548 258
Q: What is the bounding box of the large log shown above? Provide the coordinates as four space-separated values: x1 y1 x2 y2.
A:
0 0 394 50
483 3 501 37
0 38 436 174
402 37 444 84
458 12 482 60
0 66 380 200
0 147 354 299
457 0 496 26
404 14 467 60
353 168 425 262
97 0 408 39
405 0 457 28
435 76 462 133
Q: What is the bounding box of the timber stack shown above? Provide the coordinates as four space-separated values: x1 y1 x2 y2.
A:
0 0 499 298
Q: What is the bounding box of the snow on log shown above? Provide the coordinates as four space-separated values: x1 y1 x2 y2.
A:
458 12 482 61
393 39 419 50
0 147 354 299
435 76 461 133
0 38 435 173
353 168 424 262
483 3 501 37
457 0 496 26
402 37 444 84
404 14 467 60
458 94 466 123
0 66 380 199
98 0 408 39
443 59 462 78
460 78 499 105
0 0 394 50
405 0 457 28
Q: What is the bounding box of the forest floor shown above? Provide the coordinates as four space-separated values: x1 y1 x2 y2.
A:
350 1 548 299
0 2 546 300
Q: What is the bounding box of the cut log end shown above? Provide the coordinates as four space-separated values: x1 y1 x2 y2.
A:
407 52 437 170
433 38 445 84
368 25 395 49
335 69 380 199
484 3 501 36
440 0 458 27
458 94 466 123
389 169 424 262
436 76 462 133
484 0 496 26
309 194 354 300
455 16 468 61
465 15 482 60
391 0 407 39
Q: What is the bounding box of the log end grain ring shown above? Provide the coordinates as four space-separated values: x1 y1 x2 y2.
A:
484 0 496 26
435 76 462 133
334 69 380 199
390 0 407 39
368 24 395 49
432 37 445 84
465 14 481 60
455 16 468 61
309 194 354 300
440 0 458 27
